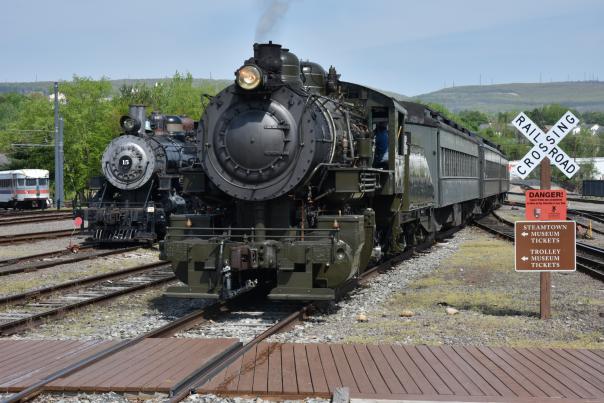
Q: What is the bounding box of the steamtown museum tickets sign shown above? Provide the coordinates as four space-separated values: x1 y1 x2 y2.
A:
515 221 576 272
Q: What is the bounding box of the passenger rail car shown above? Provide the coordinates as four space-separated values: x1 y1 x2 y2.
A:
160 42 509 301
0 169 51 209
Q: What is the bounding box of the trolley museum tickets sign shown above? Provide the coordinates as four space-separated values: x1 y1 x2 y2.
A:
512 111 580 179
525 189 567 221
515 221 576 272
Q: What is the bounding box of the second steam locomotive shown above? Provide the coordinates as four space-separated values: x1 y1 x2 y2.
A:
160 42 509 300
75 105 201 243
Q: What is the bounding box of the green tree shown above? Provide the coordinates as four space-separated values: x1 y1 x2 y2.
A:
458 110 489 132
0 73 219 197
1 77 116 197
115 72 213 119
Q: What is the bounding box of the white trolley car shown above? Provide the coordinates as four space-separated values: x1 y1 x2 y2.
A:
0 169 52 209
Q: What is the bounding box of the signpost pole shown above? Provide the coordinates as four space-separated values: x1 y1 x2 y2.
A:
540 158 551 319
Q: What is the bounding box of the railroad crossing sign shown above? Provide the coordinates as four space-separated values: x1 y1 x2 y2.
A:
515 220 576 272
512 111 580 179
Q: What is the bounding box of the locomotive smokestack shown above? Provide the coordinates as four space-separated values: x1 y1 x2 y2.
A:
128 105 147 136
253 42 282 74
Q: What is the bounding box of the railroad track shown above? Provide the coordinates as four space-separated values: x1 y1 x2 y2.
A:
0 246 139 276
0 212 73 227
0 229 76 245
4 224 464 402
473 213 604 281
508 191 604 205
0 261 174 336
0 209 69 217
504 200 604 235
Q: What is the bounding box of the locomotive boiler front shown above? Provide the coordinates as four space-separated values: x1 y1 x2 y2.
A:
101 135 159 191
200 43 338 201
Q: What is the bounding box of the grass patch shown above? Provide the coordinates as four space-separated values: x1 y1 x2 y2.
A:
351 231 604 349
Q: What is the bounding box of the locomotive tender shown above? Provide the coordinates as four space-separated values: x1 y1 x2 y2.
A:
75 105 201 243
161 42 509 300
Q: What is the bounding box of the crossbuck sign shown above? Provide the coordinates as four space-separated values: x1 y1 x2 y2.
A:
512 111 580 179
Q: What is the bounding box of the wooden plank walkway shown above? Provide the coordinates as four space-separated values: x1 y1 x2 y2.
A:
0 338 239 393
201 343 604 402
0 339 117 393
0 339 602 401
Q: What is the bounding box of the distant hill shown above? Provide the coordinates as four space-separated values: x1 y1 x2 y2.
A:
415 81 604 113
3 79 604 114
0 78 232 95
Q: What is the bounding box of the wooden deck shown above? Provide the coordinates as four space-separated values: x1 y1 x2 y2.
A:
0 339 602 401
201 343 604 402
0 338 239 393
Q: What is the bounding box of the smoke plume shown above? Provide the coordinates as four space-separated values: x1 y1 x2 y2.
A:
255 0 291 42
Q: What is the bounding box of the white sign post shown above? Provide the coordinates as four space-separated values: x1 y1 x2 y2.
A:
512 111 580 179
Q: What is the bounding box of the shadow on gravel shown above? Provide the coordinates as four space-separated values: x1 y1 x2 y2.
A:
468 304 539 318
149 295 213 320
438 301 539 318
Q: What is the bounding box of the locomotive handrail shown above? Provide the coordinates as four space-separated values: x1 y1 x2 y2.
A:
165 234 336 240
168 227 339 231
165 226 340 242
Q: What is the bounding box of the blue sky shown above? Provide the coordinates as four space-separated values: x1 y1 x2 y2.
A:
0 0 602 95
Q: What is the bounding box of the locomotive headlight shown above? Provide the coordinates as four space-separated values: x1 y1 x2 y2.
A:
119 115 141 133
236 65 262 90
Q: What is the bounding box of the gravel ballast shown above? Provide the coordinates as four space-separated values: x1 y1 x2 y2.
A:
0 249 159 298
0 219 74 237
269 226 604 348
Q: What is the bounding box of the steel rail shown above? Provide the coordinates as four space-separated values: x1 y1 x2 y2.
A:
0 259 168 305
0 212 72 227
0 245 93 267
0 229 75 245
0 262 174 336
0 246 139 276
0 246 93 267
0 209 71 217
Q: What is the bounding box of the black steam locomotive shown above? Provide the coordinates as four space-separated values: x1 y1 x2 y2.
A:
74 105 202 244
161 42 508 300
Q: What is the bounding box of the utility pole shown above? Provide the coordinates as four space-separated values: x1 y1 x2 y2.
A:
53 82 64 209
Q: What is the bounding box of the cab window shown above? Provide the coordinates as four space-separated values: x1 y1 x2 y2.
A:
26 179 37 186
17 179 25 186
